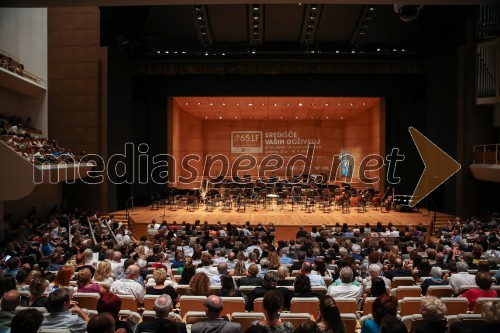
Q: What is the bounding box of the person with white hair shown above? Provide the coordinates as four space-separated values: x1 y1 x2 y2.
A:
327 267 360 298
421 266 449 296
110 265 144 303
359 264 391 297
417 296 447 333
137 294 186 333
449 261 476 294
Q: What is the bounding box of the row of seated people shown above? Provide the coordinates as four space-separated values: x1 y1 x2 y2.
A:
0 205 499 332
1 279 499 333
0 113 87 164
0 52 42 84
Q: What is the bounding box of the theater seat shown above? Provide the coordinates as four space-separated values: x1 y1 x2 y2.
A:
185 311 208 324
473 297 500 314
290 297 320 317
219 297 245 317
394 286 421 300
333 298 358 315
391 277 415 289
362 297 376 316
231 312 266 331
426 285 453 298
179 295 207 316
72 292 100 310
399 297 422 317
441 297 469 315
278 313 311 328
340 313 357 333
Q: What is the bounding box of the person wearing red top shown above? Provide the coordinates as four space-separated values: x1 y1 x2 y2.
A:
461 271 498 310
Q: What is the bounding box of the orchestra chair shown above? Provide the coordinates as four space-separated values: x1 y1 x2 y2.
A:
253 297 265 313
394 286 422 300
15 306 48 314
333 298 358 315
447 314 484 332
311 286 328 297
119 294 139 312
441 297 469 315
239 286 258 295
340 313 358 333
142 310 181 323
362 297 376 316
290 298 320 317
219 297 245 317
399 297 423 317
176 284 190 296
279 313 312 328
179 295 207 317
72 292 100 310
426 285 453 298
473 297 500 314
231 312 266 331
390 277 415 289
184 311 209 325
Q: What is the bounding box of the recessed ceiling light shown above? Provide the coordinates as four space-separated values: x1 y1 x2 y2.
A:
165 51 169 54
377 48 381 52
295 116 299 119
362 102 366 106
205 116 208 119
326 116 329 119
311 116 314 119
261 103 265 106
338 103 341 106
209 102 213 106
222 102 226 106
156 50 160 54
311 103 315 106
280 116 283 119
273 103 278 107
248 103 253 106
219 116 222 119
298 103 303 106
286 103 290 106
197 102 201 106
249 116 253 119
236 102 240 106
341 116 344 120
234 116 237 119
325 103 329 106
350 103 354 106
185 102 189 106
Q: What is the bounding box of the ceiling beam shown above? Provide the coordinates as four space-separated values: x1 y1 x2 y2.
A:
248 4 264 45
300 4 322 46
0 0 494 8
192 4 214 46
349 5 379 46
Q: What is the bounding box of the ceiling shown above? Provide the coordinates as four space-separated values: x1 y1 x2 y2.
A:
174 96 379 120
99 4 475 58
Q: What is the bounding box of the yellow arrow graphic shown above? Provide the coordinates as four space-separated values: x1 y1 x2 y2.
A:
408 127 461 207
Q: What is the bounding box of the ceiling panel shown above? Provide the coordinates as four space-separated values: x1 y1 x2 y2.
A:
264 4 304 42
315 5 364 43
208 5 248 43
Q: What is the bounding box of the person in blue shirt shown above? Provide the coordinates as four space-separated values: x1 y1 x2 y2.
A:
278 248 293 265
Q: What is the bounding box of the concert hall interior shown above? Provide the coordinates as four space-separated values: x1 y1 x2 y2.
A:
0 1 499 241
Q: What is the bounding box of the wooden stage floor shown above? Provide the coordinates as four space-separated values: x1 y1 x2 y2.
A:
114 204 437 242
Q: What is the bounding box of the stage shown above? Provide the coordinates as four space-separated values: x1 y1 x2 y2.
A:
112 203 446 242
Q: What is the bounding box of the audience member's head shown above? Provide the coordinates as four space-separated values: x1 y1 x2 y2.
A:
372 295 398 325
189 272 211 297
47 288 71 313
262 271 279 289
339 267 354 283
420 296 447 322
204 295 224 319
76 268 93 288
153 268 167 285
87 313 115 333
476 271 494 291
380 315 407 333
0 289 20 311
370 277 388 297
481 301 500 321
10 308 44 333
430 266 443 279
318 295 345 333
97 292 122 318
262 289 283 317
294 274 311 294
29 275 48 297
154 294 173 318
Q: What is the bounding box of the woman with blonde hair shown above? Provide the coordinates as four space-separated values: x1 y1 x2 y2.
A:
187 272 210 296
76 268 106 294
93 260 114 286
231 260 247 276
146 268 180 306
268 251 281 270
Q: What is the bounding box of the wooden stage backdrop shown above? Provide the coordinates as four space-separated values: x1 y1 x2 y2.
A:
112 205 450 243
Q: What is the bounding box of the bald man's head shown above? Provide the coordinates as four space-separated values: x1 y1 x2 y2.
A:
205 295 224 319
125 264 139 279
113 251 122 262
1 289 20 311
